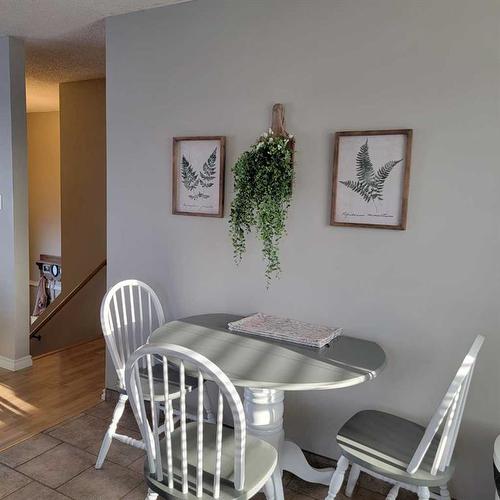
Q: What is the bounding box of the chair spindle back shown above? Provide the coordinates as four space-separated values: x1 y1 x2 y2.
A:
125 343 246 498
101 279 165 387
407 334 484 475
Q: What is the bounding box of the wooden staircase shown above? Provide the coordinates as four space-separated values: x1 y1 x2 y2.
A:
30 260 106 357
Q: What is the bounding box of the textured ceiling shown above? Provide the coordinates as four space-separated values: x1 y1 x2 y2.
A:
0 0 191 112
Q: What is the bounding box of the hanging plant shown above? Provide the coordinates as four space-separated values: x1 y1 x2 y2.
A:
229 105 294 285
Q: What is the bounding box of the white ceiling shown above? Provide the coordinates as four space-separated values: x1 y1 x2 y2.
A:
0 0 191 112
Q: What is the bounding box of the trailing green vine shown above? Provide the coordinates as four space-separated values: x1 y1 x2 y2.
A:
229 129 294 285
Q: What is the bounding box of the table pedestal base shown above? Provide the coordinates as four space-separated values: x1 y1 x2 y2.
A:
244 388 334 499
281 440 333 485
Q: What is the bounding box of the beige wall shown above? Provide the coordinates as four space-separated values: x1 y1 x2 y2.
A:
60 79 106 291
32 79 106 356
27 112 61 282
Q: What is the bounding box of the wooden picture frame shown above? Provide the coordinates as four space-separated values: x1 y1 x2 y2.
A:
172 136 226 217
330 129 412 230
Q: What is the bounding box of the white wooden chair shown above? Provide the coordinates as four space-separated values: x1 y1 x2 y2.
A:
326 335 484 500
494 435 500 500
125 343 280 500
96 279 213 469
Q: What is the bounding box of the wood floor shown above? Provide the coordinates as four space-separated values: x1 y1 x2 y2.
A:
0 338 105 452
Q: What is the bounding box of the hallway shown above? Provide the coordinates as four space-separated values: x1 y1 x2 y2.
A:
0 339 104 452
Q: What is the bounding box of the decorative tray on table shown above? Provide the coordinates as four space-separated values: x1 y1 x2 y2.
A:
227 313 342 348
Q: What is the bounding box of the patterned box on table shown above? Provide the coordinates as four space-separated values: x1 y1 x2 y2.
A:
228 313 342 348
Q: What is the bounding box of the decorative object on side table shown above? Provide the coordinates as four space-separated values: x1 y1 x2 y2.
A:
228 313 342 348
331 129 412 230
229 103 295 285
172 136 225 217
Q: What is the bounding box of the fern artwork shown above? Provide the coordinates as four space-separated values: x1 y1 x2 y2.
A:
173 137 225 217
331 130 412 230
181 148 217 200
181 156 200 195
340 140 402 205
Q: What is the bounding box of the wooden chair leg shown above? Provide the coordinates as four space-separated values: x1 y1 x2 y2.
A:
386 484 399 500
326 455 349 500
95 393 127 469
417 486 430 500
263 468 279 500
345 464 360 497
439 485 451 500
263 466 283 500
263 478 275 500
203 388 216 423
272 466 284 500
165 400 177 430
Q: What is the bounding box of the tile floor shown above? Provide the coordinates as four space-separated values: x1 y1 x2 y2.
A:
0 400 417 499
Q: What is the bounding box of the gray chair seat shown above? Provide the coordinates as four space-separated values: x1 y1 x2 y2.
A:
142 361 200 388
337 410 455 487
117 371 192 401
146 422 278 499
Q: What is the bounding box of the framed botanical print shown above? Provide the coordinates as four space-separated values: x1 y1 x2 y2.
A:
172 136 226 217
330 129 412 230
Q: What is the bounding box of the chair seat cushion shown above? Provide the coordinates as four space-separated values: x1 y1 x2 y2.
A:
145 422 278 499
337 410 455 487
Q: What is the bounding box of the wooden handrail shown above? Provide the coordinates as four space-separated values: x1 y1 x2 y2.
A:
30 259 107 338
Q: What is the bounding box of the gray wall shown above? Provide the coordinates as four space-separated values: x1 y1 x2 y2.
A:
0 36 30 367
105 1 500 497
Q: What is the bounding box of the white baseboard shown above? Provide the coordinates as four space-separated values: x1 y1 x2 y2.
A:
0 354 33 371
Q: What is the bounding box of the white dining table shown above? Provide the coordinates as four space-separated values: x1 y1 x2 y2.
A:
149 313 386 499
